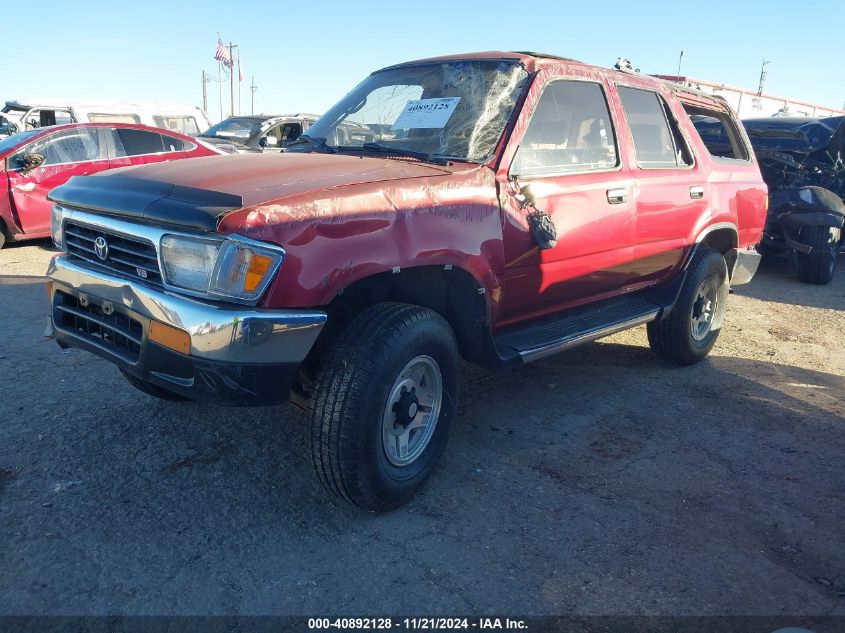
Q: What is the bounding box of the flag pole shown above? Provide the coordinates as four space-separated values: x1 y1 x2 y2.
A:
237 50 242 116
229 42 236 117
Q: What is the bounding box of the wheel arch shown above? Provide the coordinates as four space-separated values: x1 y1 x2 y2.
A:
693 223 738 276
313 264 499 368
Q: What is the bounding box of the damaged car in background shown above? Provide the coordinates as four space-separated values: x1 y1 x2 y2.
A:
197 113 320 154
198 113 375 154
695 115 844 284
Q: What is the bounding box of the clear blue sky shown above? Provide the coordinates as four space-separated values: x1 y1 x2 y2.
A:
4 0 844 123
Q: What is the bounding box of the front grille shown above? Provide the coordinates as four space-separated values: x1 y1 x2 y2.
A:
64 221 162 285
53 290 143 363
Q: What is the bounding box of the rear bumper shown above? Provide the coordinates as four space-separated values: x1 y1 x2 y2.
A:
47 255 326 405
730 247 762 286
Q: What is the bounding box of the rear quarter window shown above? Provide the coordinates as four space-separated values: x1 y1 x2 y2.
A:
684 105 750 161
112 128 165 156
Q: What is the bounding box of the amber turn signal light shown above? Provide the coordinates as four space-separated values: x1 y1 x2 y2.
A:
244 254 274 292
149 320 191 355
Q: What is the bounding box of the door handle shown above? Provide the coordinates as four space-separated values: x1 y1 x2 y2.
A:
689 186 704 199
606 188 628 204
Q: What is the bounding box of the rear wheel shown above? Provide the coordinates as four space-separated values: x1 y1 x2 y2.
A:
119 369 191 401
308 302 460 512
648 246 729 366
796 226 840 285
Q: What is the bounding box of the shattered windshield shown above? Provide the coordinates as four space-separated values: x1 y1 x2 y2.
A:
200 117 264 140
303 60 529 162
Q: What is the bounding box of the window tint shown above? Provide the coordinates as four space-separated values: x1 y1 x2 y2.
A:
511 80 618 177
618 86 690 168
12 128 101 167
112 128 165 157
153 115 200 136
684 105 750 161
89 113 141 124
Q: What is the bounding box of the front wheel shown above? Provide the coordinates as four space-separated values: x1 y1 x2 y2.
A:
796 226 840 285
647 246 729 366
308 302 460 512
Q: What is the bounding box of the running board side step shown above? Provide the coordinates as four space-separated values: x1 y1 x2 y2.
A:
493 295 662 364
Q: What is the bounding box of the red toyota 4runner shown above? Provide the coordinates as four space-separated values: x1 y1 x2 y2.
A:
46 52 767 511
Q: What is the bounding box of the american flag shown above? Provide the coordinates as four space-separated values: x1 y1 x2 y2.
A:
214 37 232 68
238 59 244 82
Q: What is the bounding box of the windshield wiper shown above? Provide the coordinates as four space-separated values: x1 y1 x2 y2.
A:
287 134 337 154
358 142 451 166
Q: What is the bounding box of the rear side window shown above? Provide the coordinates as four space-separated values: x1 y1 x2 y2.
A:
112 128 165 156
511 80 618 177
617 86 691 169
684 105 750 161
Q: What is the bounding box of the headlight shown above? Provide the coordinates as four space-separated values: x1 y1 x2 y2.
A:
160 235 221 292
160 234 284 304
51 205 64 249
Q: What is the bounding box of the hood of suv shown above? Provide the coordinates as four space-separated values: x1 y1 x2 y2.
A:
48 153 454 231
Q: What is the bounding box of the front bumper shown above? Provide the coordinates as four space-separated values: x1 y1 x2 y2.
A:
47 255 327 405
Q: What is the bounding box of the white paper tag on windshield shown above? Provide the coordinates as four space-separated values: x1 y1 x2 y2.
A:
391 97 461 130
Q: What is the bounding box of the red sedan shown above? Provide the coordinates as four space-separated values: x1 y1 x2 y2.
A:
0 123 225 248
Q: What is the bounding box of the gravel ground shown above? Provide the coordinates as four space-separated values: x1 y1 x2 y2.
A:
0 240 843 616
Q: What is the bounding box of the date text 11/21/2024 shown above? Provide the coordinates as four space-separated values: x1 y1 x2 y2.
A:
307 617 528 630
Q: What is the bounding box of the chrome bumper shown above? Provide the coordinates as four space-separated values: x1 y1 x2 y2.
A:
47 255 326 365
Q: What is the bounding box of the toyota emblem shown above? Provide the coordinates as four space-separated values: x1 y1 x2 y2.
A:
94 236 109 261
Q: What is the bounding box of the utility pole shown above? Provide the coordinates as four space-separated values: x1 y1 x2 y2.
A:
201 70 208 113
250 76 258 115
757 59 770 96
228 42 237 117
677 49 684 77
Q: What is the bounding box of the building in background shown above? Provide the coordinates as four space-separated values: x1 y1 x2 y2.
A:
655 76 845 118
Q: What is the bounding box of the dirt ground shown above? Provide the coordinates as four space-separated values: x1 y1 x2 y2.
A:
0 239 843 616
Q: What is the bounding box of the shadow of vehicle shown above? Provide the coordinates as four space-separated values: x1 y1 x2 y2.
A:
732 255 844 311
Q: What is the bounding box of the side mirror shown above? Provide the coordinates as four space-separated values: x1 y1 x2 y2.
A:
263 135 278 148
21 152 46 173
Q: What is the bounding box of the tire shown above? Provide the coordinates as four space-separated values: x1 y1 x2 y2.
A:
0 223 6 250
647 246 729 366
796 226 840 285
119 369 191 401
308 302 460 512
